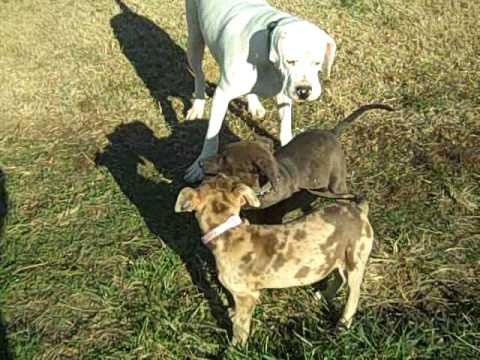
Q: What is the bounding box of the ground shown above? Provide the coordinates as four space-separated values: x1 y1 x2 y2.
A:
0 0 479 359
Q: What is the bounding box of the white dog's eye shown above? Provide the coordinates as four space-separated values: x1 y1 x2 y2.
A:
286 60 297 65
314 61 321 66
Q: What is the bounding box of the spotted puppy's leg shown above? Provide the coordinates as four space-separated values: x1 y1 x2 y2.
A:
338 225 373 328
230 290 260 346
338 264 365 329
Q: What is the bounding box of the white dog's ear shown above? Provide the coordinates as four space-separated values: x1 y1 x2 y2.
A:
269 38 279 64
322 32 336 79
268 26 284 64
175 187 199 212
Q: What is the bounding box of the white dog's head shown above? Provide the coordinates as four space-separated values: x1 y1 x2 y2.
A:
269 20 336 102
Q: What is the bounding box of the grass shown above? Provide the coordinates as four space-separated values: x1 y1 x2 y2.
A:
0 0 479 358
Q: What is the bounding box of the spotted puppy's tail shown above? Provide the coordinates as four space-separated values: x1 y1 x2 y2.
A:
332 103 394 137
353 193 369 216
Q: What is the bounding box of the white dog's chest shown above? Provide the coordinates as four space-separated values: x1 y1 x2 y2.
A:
195 0 287 95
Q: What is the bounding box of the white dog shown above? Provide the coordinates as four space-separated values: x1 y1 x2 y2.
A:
184 0 336 182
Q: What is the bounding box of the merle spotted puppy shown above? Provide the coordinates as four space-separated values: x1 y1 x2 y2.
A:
175 174 374 345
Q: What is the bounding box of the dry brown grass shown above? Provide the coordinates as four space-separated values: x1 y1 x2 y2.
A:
1 0 479 358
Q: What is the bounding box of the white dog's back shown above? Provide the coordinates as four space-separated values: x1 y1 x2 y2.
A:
193 0 286 53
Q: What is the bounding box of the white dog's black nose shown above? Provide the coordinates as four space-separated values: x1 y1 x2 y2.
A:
295 85 311 100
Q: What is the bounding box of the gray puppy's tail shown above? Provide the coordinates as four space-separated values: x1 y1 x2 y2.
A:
306 190 369 215
332 103 394 137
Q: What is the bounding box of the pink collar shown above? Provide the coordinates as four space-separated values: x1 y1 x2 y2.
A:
201 215 243 245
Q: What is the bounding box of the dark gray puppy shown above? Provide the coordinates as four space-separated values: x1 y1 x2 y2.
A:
202 103 393 208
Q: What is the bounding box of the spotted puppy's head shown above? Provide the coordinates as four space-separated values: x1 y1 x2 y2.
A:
175 174 260 231
269 20 336 102
201 140 280 192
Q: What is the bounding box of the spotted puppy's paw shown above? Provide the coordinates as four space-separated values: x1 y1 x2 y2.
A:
336 318 352 333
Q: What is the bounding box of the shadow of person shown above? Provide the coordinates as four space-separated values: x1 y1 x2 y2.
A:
95 120 240 342
0 168 13 360
111 0 199 126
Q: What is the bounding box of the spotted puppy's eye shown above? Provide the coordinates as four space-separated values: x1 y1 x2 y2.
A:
286 60 297 65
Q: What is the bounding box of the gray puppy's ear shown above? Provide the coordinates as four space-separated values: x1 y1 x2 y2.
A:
252 153 281 191
234 183 260 208
253 134 275 152
175 187 199 212
201 154 223 174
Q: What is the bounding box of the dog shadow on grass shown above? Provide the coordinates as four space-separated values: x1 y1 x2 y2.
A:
110 0 277 142
95 120 240 350
111 0 198 126
0 168 13 360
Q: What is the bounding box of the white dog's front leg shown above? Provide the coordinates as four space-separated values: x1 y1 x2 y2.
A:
186 99 206 120
276 93 293 146
247 94 266 119
185 0 206 120
185 87 232 182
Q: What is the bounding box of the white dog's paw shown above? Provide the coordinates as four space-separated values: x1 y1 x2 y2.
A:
249 104 266 119
247 95 266 119
186 99 206 120
184 159 205 183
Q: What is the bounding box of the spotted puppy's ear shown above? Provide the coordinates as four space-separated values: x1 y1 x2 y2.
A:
321 30 336 79
234 184 260 208
175 187 199 212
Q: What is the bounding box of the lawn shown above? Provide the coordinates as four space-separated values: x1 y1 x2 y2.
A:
0 0 479 358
